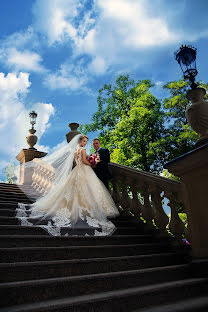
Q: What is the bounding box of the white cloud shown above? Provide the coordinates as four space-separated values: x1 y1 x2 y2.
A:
50 140 67 153
1 27 38 50
32 0 180 85
44 60 88 91
0 26 46 73
95 0 177 48
8 0 205 93
6 48 45 72
0 72 55 159
33 0 82 45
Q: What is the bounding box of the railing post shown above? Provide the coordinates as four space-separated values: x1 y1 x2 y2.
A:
165 144 208 258
111 178 122 209
141 183 155 229
166 192 185 242
120 178 131 216
151 186 169 235
130 184 142 219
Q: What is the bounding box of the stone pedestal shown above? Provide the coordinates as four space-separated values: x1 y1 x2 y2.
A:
16 149 47 185
165 144 208 258
66 123 81 143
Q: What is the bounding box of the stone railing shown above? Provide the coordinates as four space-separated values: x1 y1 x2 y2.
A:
109 162 187 241
31 159 55 196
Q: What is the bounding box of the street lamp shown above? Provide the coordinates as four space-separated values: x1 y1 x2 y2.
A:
29 111 38 129
174 44 198 89
174 45 208 147
27 111 38 150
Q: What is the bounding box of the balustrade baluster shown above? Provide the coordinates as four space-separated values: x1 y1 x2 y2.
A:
111 179 122 209
151 187 169 234
141 183 155 228
120 178 131 216
130 184 142 219
167 192 185 242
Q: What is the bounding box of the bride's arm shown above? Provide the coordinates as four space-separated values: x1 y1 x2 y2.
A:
81 149 91 166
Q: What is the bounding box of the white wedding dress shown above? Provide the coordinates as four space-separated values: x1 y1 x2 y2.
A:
16 136 119 236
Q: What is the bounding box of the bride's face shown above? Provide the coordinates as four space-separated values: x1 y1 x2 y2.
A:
80 138 88 147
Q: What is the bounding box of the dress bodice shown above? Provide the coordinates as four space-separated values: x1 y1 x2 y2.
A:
74 146 85 166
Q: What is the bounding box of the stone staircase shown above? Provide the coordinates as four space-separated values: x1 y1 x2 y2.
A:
0 183 207 312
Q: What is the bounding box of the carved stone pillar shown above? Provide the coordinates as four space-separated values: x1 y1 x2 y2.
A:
165 144 208 258
66 122 81 143
16 149 47 185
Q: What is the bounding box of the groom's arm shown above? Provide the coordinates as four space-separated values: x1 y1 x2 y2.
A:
101 149 110 163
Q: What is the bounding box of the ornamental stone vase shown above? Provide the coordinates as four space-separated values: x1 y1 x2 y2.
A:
186 88 208 147
26 128 38 150
66 122 81 143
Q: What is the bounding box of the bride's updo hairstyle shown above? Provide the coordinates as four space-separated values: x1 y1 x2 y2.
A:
79 135 88 143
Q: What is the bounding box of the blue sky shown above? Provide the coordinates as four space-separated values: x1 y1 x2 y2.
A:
0 0 208 180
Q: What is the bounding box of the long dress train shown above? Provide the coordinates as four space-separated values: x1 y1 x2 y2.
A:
16 145 119 236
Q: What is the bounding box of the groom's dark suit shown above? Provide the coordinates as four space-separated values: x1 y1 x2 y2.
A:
93 148 111 189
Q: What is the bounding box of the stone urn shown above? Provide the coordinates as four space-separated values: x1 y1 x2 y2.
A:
186 88 208 147
26 128 38 150
66 122 81 143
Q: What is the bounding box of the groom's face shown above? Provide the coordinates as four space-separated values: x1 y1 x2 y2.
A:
93 140 100 150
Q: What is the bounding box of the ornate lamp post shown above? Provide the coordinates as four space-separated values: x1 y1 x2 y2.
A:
164 45 208 260
29 111 37 129
175 44 208 147
175 45 198 89
27 111 38 150
16 110 47 184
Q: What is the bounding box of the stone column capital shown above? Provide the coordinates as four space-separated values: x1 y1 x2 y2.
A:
16 149 47 164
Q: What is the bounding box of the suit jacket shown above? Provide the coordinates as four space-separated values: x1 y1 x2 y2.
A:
93 148 111 180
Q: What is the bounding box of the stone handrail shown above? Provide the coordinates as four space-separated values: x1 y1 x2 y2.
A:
31 159 55 196
109 162 187 241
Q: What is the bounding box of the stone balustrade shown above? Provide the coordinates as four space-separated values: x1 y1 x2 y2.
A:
22 158 187 241
30 159 55 196
109 162 187 241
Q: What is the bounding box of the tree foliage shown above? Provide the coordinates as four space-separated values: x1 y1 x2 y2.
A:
82 75 208 173
4 162 17 184
82 75 165 172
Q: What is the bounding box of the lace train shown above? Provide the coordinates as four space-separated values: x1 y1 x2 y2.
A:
16 146 119 236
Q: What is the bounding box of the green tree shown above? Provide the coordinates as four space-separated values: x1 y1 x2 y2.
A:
4 162 17 184
81 75 165 173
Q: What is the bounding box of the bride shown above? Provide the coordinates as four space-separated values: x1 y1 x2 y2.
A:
16 134 119 236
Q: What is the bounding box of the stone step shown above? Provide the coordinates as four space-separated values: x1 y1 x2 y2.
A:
0 184 21 190
0 234 162 248
0 264 190 307
0 243 171 263
0 225 47 235
0 197 31 203
0 189 23 194
133 296 208 312
1 278 207 312
0 253 188 283
0 190 28 196
0 209 15 217
0 202 29 209
0 210 137 221
0 225 144 235
0 217 143 229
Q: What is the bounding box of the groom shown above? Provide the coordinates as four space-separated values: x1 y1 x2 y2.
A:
92 138 111 189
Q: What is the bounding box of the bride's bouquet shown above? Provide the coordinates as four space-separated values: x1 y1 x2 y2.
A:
88 153 101 166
